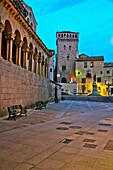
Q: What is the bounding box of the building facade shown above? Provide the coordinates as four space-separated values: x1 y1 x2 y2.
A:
0 0 55 116
56 31 79 83
104 63 113 95
76 54 113 96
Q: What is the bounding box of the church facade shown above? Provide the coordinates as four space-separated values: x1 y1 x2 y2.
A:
0 0 55 116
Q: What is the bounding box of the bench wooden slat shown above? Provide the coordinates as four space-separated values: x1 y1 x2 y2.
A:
7 104 27 120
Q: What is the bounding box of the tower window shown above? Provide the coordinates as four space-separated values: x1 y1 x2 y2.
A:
67 55 69 60
58 34 60 37
62 65 66 71
69 46 71 50
50 68 52 72
64 45 66 50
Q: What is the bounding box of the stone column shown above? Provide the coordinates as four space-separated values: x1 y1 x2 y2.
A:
29 51 34 72
9 33 15 62
46 64 48 78
33 53 39 73
37 60 40 75
0 22 4 58
25 47 29 69
42 61 45 77
6 38 10 60
18 40 23 66
40 59 42 76
16 44 19 64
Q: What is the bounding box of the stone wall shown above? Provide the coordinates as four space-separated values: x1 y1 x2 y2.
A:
0 58 54 117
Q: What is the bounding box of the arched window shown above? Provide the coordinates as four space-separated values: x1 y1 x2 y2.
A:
69 46 71 50
64 45 66 50
61 77 67 83
67 55 69 60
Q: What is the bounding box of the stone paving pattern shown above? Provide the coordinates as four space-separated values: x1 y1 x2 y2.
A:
0 100 113 170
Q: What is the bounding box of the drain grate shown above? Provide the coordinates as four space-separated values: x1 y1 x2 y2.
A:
60 122 72 125
86 132 95 135
83 139 96 143
83 143 97 149
69 126 82 129
99 123 112 126
56 127 69 130
104 140 113 151
98 129 108 132
61 138 73 144
75 131 86 135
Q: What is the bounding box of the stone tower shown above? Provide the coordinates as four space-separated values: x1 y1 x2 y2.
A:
56 31 79 83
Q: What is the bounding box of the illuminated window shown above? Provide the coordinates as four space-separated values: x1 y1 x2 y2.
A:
86 70 92 78
90 62 94 67
105 80 108 84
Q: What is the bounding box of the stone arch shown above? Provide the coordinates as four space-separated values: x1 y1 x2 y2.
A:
61 77 67 83
12 30 21 64
1 20 12 60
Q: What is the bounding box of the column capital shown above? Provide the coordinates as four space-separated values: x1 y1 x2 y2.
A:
5 32 15 40
34 53 39 60
19 40 23 47
0 22 4 33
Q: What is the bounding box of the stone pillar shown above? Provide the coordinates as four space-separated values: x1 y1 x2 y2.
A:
45 64 48 78
29 51 34 72
38 59 40 75
0 22 4 58
25 48 29 69
6 38 10 60
33 53 39 73
42 62 45 77
18 40 23 66
9 33 15 62
22 50 26 68
40 59 42 76
16 44 19 64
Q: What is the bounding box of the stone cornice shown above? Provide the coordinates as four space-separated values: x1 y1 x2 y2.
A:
1 0 52 57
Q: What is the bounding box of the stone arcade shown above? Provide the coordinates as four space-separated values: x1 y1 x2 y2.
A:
0 0 55 116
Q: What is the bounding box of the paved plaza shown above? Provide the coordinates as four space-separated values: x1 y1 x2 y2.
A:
0 100 113 170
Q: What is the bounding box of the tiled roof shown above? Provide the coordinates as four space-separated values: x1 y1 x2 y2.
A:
104 62 113 67
76 56 104 61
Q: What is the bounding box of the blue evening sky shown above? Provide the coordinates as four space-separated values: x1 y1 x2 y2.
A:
24 0 113 62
